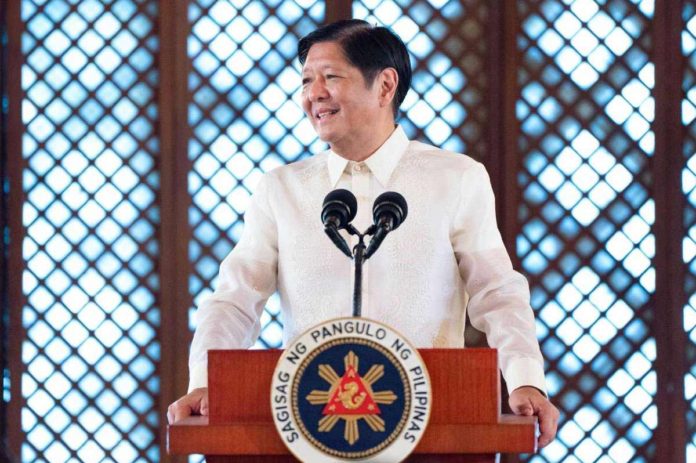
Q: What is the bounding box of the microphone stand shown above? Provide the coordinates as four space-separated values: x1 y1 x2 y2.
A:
345 224 375 318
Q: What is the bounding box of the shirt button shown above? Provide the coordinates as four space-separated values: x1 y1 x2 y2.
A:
353 163 363 172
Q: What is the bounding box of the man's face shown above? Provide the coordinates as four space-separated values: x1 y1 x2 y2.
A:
301 41 385 153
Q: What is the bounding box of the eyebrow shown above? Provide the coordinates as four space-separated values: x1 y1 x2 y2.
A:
302 63 347 74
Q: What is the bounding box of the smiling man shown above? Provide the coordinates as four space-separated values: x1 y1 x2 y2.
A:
299 33 406 161
168 19 559 448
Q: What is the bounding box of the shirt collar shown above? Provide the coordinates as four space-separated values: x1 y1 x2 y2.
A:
327 125 410 187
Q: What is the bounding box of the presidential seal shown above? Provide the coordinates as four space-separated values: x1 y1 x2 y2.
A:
271 317 431 462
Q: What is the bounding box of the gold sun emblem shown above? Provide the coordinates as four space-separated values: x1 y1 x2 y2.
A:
305 351 398 445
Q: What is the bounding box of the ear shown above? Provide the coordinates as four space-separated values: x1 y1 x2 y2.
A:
377 68 399 108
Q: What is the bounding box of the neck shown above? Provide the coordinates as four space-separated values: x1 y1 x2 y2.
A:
331 121 397 162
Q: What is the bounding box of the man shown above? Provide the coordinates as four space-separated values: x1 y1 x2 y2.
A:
168 19 559 448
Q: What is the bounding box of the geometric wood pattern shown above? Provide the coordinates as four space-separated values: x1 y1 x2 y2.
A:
354 0 490 162
517 1 657 461
186 0 325 349
684 2 696 461
20 1 161 461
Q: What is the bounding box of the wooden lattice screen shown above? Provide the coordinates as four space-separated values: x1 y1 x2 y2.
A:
13 1 162 461
518 1 658 461
684 0 696 459
2 1 694 462
186 0 325 348
355 0 490 161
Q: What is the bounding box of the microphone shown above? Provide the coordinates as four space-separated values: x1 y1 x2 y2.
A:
364 192 408 259
321 189 358 258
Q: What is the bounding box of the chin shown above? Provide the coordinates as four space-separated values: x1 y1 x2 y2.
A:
315 129 341 145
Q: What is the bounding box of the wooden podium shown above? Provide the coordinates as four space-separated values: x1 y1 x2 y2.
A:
167 348 537 462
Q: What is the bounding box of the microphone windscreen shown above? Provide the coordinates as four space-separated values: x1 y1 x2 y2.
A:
322 189 358 226
373 191 408 229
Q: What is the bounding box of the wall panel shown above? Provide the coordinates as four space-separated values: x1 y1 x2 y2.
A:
517 1 657 461
19 1 162 461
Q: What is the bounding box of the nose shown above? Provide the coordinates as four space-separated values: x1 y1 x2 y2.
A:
306 77 329 101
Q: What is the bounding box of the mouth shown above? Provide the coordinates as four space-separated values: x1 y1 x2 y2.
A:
315 109 340 121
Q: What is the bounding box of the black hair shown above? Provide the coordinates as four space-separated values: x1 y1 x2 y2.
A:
298 19 412 117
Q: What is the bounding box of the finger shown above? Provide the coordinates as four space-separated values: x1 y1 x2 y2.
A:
168 401 187 424
509 396 534 416
173 401 193 423
200 393 209 416
517 403 534 416
536 405 559 448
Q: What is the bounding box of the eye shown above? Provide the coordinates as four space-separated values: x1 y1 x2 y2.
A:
326 74 338 79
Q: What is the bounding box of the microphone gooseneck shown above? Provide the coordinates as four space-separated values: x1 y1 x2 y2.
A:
320 189 408 318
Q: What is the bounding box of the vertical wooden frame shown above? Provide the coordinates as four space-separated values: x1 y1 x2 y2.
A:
5 0 24 459
0 0 8 446
158 0 194 461
488 3 523 461
487 0 521 258
324 0 352 24
653 0 688 461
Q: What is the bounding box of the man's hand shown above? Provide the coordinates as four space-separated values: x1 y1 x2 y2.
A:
167 387 209 424
509 386 559 449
